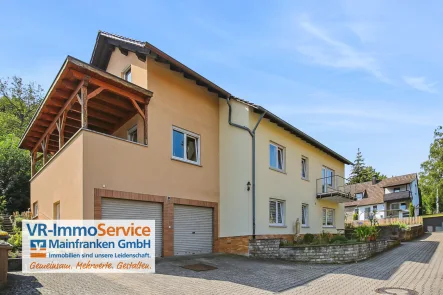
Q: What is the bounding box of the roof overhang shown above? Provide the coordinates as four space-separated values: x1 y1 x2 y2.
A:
19 56 153 153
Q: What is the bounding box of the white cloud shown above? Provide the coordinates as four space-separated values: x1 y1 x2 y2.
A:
295 16 391 84
402 76 438 93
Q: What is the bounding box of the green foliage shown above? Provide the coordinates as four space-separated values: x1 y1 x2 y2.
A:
7 230 22 250
394 222 409 231
330 235 348 244
303 233 315 244
348 148 387 184
0 196 7 214
318 231 332 244
353 225 379 242
14 217 23 229
419 126 443 215
0 135 31 213
353 213 358 220
0 76 43 137
409 203 415 217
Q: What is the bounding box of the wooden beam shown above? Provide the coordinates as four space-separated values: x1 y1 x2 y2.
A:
70 70 147 104
81 85 88 128
41 135 50 164
61 79 77 90
130 99 145 119
32 79 86 153
87 87 104 100
31 151 36 177
56 110 67 149
94 95 134 111
88 100 130 118
144 98 150 145
118 47 128 56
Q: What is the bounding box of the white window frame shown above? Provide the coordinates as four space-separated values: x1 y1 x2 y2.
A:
33 201 38 218
322 207 335 227
301 203 309 227
355 193 363 200
123 66 132 82
127 125 138 143
270 142 285 172
171 126 201 165
269 199 285 226
301 156 309 180
53 201 60 220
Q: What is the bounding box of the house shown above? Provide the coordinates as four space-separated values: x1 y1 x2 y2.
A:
344 174 420 221
19 31 353 256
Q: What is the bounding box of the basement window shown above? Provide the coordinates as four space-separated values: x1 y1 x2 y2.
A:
172 126 200 165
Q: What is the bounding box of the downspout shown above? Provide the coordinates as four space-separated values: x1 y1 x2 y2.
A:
226 96 266 239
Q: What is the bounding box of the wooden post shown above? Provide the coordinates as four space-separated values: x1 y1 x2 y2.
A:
41 135 49 165
30 151 36 177
80 85 88 128
56 111 67 149
144 98 150 145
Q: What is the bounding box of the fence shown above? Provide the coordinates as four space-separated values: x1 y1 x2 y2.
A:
346 216 423 227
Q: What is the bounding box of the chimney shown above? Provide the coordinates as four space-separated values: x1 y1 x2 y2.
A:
372 175 377 185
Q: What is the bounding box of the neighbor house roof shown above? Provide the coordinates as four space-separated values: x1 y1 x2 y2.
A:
344 173 418 207
90 31 352 165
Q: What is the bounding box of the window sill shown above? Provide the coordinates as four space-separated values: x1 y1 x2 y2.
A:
301 177 309 182
269 167 286 174
269 224 287 228
171 157 202 167
322 226 335 228
301 225 309 228
32 215 38 220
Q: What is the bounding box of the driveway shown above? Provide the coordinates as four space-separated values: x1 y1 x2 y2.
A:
3 233 443 295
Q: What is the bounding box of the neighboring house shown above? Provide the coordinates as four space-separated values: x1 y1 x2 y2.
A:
19 31 353 256
344 174 420 221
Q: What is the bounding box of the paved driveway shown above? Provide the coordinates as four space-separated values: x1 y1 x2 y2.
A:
3 233 443 295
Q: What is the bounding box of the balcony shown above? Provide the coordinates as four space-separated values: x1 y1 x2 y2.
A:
384 191 412 202
316 175 357 203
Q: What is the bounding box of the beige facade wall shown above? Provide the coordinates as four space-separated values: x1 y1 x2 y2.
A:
30 132 84 220
81 49 220 219
219 101 346 237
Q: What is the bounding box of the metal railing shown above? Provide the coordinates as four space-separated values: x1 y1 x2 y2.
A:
316 175 357 197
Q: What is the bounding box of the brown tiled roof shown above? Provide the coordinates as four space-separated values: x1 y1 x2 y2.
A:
344 173 417 207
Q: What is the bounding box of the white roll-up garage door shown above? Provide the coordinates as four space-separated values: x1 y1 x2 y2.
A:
174 205 213 255
101 198 162 257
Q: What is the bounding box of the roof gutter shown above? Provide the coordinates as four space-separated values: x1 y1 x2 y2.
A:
227 96 266 239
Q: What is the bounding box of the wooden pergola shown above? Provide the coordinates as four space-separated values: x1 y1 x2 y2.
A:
19 56 153 176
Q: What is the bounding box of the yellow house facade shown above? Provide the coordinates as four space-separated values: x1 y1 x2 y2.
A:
20 31 352 257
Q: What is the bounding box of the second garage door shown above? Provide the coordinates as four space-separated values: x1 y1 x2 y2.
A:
174 205 213 255
101 198 162 257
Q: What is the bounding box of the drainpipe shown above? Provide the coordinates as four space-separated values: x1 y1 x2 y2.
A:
226 96 266 239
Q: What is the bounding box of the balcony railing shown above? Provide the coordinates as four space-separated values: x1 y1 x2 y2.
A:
316 175 357 203
383 191 412 202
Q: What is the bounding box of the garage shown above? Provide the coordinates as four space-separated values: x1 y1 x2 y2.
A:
101 198 163 257
173 205 213 255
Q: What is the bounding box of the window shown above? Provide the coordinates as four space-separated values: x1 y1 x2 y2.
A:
394 187 400 193
53 202 60 220
355 193 363 200
301 204 309 227
373 205 377 212
172 127 200 164
400 203 407 210
354 208 359 215
123 67 132 82
127 125 137 143
270 143 284 171
322 208 334 227
364 207 371 219
269 199 285 225
301 157 308 179
32 202 38 218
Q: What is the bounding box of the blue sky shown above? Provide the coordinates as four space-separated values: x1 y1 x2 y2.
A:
1 0 441 177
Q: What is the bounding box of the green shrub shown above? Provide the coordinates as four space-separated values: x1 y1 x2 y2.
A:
409 203 415 217
14 217 23 229
353 225 379 242
8 231 22 250
394 222 409 231
353 213 358 220
303 233 315 244
330 235 347 244
318 231 332 244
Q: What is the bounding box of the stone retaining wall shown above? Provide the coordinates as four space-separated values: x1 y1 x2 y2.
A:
249 239 400 263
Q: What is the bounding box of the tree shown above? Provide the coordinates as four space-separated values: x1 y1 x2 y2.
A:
348 149 387 184
0 135 30 213
0 76 43 137
419 126 443 214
